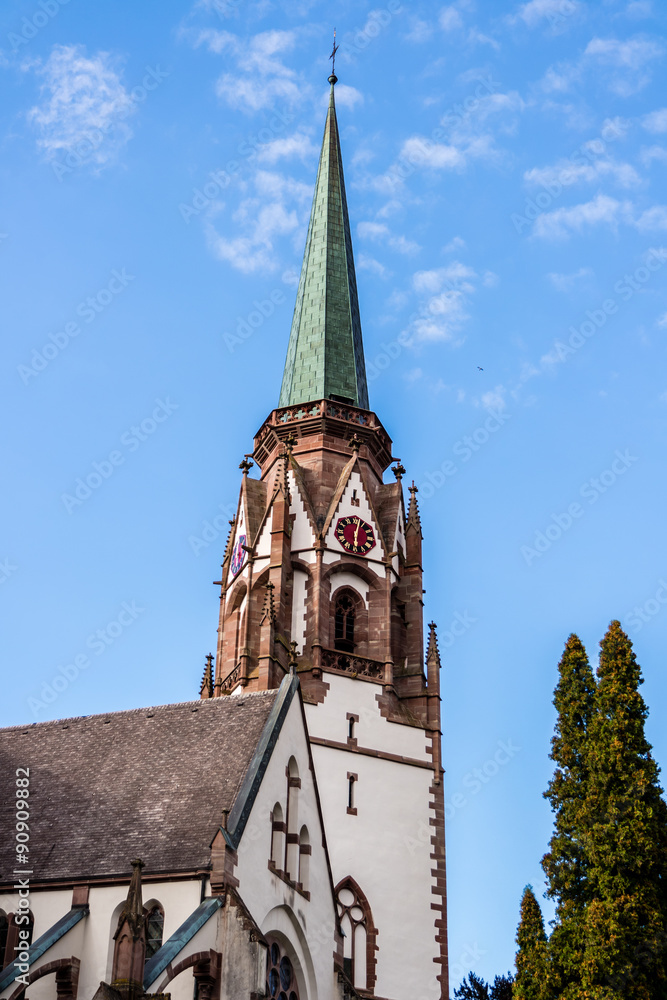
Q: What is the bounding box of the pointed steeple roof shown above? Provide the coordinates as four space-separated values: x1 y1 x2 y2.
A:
279 74 369 410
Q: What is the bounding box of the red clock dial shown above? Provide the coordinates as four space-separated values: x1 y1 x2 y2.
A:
335 516 376 555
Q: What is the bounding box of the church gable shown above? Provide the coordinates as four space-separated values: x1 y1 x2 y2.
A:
288 466 316 555
323 463 386 561
225 478 269 586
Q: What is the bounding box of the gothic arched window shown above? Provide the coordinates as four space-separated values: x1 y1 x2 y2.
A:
265 939 299 1000
336 878 376 993
271 802 286 872
334 595 356 652
144 905 164 961
298 826 310 893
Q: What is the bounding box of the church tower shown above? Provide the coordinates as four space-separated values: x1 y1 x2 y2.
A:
204 73 448 1000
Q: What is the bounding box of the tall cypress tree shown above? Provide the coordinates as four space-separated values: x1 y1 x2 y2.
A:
541 633 596 993
513 886 549 1000
580 620 667 998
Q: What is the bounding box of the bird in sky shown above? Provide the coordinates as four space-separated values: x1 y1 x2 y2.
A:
477 366 484 371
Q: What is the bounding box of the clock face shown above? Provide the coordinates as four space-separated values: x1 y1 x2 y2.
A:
335 516 376 555
230 534 247 576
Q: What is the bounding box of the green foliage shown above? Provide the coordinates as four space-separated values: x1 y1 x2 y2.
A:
541 634 596 991
453 972 490 999
452 972 514 1000
490 973 515 999
524 622 667 999
513 886 549 1000
578 621 667 997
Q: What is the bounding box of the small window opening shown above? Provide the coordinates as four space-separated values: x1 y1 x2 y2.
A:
351 489 360 508
144 906 164 961
335 595 355 652
348 774 357 812
348 717 355 741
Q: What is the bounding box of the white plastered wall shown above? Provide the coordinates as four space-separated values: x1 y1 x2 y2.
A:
233 694 339 1000
0 881 202 1000
306 672 429 760
304 673 438 1000
291 569 309 653
288 471 315 555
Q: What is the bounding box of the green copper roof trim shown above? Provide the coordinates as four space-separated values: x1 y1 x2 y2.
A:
143 897 222 990
279 77 369 410
0 906 89 992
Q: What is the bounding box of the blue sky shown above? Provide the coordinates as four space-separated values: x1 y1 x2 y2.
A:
2 0 667 988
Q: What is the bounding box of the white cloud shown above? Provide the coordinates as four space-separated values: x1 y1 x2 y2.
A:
524 156 641 189
357 254 387 278
440 6 464 30
413 262 477 294
216 73 301 112
357 221 420 255
28 44 135 167
328 84 363 110
401 136 465 170
480 386 508 412
533 194 631 239
205 168 310 273
406 18 433 42
207 199 299 273
409 292 469 342
443 236 466 252
541 34 664 97
548 267 593 290
656 312 667 328
467 29 500 49
635 205 667 230
584 35 664 95
641 145 667 166
196 29 304 112
541 62 580 93
256 133 317 164
403 260 483 344
585 35 663 69
514 0 580 28
642 108 667 133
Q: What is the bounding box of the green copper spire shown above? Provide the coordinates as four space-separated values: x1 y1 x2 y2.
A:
279 74 369 410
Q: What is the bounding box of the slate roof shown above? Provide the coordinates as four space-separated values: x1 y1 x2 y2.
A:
0 691 279 884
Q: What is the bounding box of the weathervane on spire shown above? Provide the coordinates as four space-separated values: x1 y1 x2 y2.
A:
329 28 338 82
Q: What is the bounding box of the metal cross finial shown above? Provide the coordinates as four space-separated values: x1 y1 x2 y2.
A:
329 28 339 77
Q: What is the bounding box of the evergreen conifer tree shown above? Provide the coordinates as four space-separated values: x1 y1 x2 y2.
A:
579 620 667 998
513 886 549 1000
489 973 514 999
541 633 596 994
453 971 490 999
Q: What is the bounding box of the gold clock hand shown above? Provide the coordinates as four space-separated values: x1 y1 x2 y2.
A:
354 518 361 546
